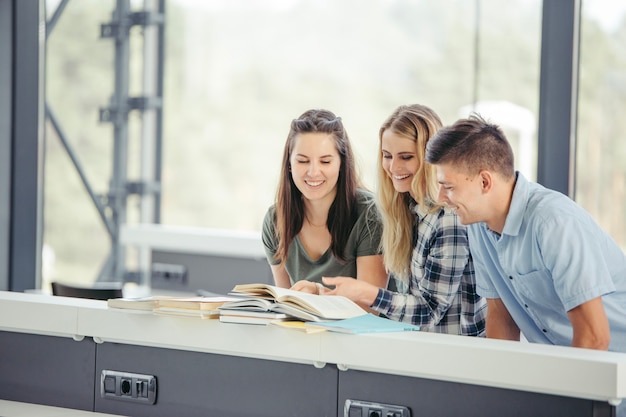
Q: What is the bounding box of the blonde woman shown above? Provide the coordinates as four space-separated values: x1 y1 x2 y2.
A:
323 104 486 335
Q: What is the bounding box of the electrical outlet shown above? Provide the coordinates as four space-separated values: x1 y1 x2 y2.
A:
151 262 187 286
344 399 410 417
101 370 157 405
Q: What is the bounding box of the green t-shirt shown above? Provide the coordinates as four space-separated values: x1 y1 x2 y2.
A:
262 189 383 285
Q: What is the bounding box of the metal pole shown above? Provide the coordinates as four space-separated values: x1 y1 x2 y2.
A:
107 0 131 282
137 0 160 289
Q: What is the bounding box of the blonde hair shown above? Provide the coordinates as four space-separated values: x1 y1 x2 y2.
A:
377 104 443 282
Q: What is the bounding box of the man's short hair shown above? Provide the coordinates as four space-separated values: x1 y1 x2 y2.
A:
425 113 515 178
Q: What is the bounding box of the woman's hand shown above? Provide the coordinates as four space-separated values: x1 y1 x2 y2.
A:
290 280 322 295
322 276 379 307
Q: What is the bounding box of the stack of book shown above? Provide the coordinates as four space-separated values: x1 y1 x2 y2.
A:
218 283 367 324
107 295 238 319
106 295 174 312
154 296 239 319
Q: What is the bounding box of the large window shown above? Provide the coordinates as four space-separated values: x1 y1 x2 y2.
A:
44 0 544 288
578 0 626 250
161 0 541 233
45 0 117 285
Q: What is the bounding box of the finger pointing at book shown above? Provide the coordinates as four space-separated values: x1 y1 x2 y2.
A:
322 276 379 308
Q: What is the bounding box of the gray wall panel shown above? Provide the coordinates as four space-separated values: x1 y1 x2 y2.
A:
95 342 337 417
0 0 13 291
151 250 273 294
0 331 96 410
338 369 612 417
537 0 580 196
9 0 45 291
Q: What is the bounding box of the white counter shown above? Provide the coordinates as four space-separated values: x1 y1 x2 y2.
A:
120 223 266 259
1 290 625 407
0 400 123 417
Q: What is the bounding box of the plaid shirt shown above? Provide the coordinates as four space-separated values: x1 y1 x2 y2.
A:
371 203 486 336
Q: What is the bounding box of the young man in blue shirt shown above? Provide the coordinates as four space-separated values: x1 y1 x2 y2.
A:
424 114 626 354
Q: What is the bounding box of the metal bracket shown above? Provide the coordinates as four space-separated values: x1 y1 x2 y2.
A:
100 97 162 123
129 11 164 27
100 23 123 39
126 181 161 196
100 12 164 39
127 96 162 111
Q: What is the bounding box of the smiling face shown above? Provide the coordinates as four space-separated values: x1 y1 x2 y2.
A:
435 162 484 225
381 129 420 199
289 132 341 204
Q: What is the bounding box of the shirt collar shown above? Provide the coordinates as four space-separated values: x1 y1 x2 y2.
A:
409 197 434 221
502 171 528 237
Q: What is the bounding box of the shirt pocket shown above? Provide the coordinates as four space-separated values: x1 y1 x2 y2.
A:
514 269 563 313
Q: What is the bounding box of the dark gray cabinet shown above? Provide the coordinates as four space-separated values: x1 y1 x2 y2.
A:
0 330 616 417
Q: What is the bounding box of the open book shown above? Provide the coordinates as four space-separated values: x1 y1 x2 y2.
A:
227 283 366 322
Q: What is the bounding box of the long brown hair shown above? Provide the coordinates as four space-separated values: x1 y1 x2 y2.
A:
377 104 443 281
273 109 360 264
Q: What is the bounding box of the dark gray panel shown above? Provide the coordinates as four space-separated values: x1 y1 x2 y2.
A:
0 0 13 291
0 331 96 410
95 342 337 417
338 369 612 417
151 250 273 294
10 0 45 291
537 0 580 196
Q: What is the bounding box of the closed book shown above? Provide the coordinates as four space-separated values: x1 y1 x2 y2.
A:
270 320 327 334
155 296 238 311
154 307 220 319
219 311 289 325
107 296 175 311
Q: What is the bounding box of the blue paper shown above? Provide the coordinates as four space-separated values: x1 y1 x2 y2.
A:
305 313 420 334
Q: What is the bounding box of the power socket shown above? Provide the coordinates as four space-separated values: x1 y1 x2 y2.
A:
344 399 411 417
151 262 188 287
101 370 157 405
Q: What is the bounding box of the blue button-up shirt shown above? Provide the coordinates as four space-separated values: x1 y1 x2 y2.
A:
469 173 626 351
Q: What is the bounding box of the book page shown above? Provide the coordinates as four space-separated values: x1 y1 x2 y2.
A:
279 293 366 320
231 283 303 300
270 303 321 322
219 298 276 312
